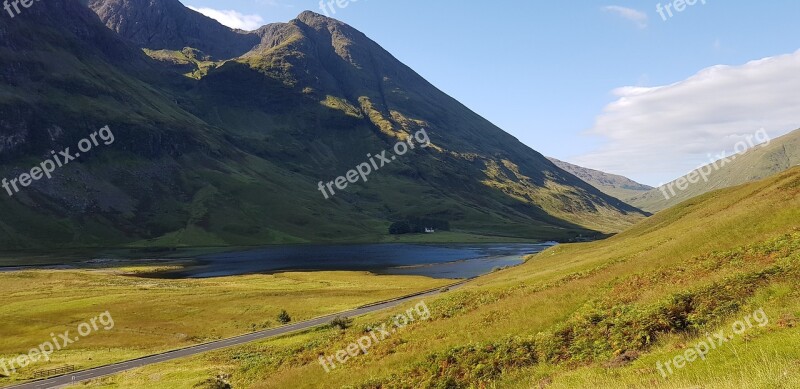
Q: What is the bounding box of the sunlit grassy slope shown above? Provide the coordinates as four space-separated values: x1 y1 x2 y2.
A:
629 128 800 212
63 167 799 388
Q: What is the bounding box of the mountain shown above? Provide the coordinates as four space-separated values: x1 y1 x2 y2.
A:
628 128 800 212
0 0 646 250
547 157 653 202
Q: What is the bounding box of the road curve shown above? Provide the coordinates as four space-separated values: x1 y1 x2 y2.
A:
7 280 468 389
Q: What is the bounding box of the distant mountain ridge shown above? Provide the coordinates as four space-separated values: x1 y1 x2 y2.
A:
628 128 800 212
547 157 653 202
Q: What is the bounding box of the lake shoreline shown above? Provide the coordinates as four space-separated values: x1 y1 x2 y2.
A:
0 243 556 280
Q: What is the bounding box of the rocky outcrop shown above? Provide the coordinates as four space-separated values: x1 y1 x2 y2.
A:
87 0 262 59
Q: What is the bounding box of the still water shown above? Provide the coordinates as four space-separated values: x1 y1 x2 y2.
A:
167 243 554 279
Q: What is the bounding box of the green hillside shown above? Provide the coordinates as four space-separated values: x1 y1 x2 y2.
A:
629 128 800 213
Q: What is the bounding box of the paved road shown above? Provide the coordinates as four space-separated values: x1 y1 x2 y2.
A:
8 281 467 389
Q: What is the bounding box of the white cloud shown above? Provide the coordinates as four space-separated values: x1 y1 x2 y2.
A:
603 5 648 29
186 6 264 30
574 50 800 185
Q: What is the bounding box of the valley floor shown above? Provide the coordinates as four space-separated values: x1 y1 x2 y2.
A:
2 168 799 389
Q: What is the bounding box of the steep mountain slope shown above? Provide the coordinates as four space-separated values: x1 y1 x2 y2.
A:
629 128 800 212
0 1 645 250
184 10 646 233
547 157 653 201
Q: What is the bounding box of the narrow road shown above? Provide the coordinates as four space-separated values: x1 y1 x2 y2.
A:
7 281 467 389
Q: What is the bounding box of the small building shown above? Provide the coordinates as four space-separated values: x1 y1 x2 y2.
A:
424 227 435 233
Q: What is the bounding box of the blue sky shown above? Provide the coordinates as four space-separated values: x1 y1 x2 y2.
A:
183 0 800 185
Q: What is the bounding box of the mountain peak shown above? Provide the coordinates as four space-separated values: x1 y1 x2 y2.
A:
294 9 348 30
296 10 327 23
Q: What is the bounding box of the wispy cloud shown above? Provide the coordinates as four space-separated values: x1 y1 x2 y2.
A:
574 50 800 185
603 5 648 29
186 6 264 30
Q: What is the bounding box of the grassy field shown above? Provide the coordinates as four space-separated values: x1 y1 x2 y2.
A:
0 268 450 387
40 167 799 389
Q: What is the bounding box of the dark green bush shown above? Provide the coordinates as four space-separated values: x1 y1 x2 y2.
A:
277 310 291 324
